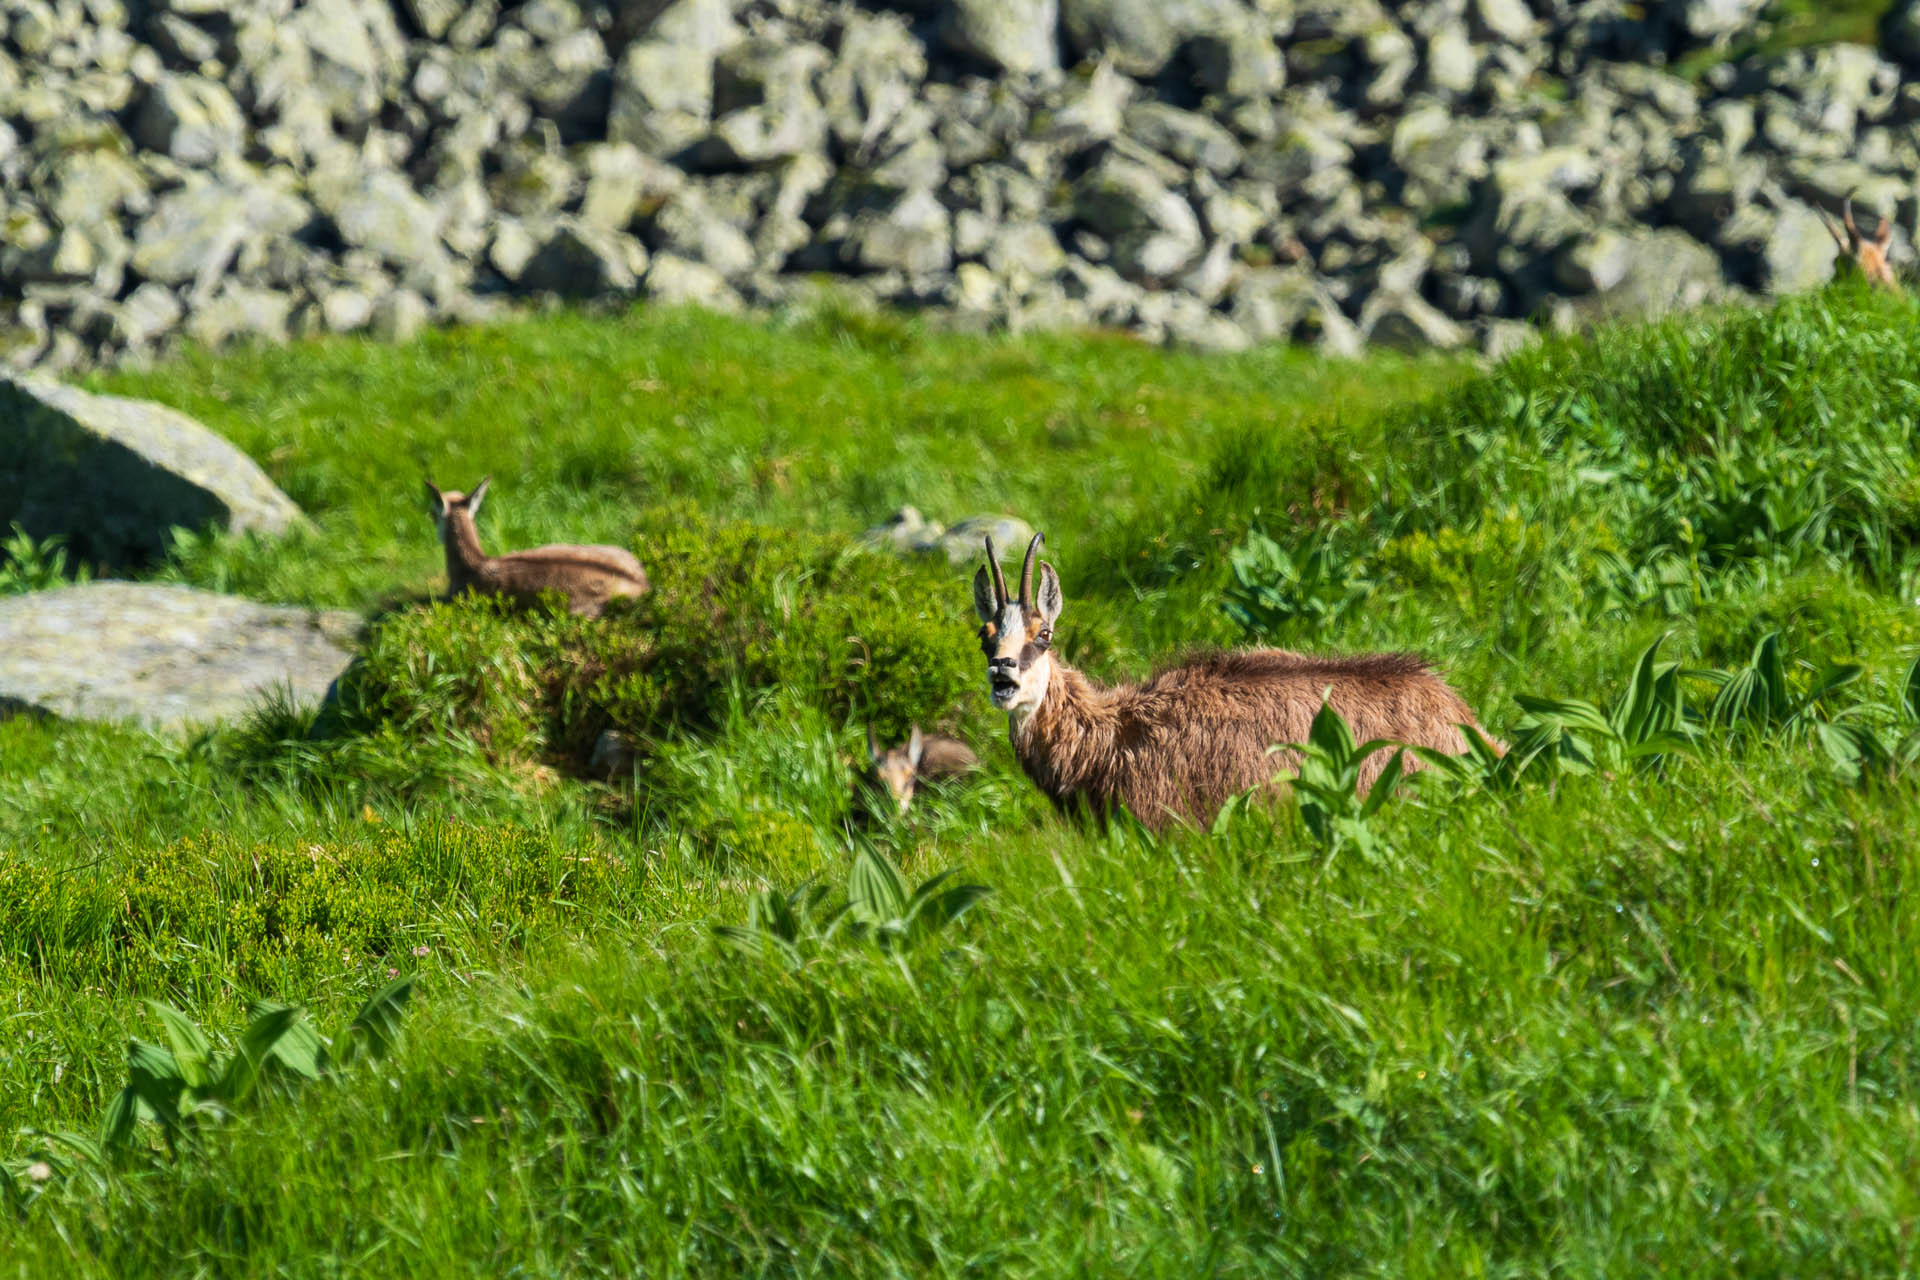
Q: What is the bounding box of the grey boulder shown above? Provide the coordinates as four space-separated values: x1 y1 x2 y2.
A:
0 374 306 567
861 507 1037 565
0 583 358 731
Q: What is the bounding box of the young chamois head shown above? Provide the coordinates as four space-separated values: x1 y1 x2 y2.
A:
972 532 1061 720
424 476 490 538
866 724 926 817
1821 197 1900 292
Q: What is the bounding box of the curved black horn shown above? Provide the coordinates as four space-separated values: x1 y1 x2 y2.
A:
984 535 1008 607
1844 195 1860 243
1018 531 1043 606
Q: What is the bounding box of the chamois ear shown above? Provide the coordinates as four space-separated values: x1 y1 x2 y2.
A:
1876 215 1894 250
423 479 445 515
1034 561 1063 625
907 725 925 768
467 476 491 518
972 565 997 623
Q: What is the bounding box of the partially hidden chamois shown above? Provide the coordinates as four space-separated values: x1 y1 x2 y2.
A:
864 724 980 818
1821 196 1901 292
972 532 1491 831
424 477 649 618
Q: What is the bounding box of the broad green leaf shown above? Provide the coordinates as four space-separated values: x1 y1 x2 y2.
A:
908 883 990 944
1306 698 1356 762
98 1085 139 1152
1792 663 1863 723
1513 694 1614 739
147 1003 213 1092
847 846 909 923
271 1018 325 1082
1358 748 1408 821
221 1004 301 1102
336 975 414 1068
126 1039 181 1091
1612 634 1670 742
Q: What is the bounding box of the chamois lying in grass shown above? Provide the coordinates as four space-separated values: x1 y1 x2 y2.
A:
424 478 648 618
861 724 979 819
972 533 1491 830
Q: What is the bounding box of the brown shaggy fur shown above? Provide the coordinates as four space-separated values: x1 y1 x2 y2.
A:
427 479 649 619
1014 647 1487 831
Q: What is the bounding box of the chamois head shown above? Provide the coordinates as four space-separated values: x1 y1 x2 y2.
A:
424 476 491 539
972 531 1061 719
1821 197 1900 292
866 724 926 817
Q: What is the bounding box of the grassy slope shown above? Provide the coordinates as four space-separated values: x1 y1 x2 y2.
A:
4 290 1920 1274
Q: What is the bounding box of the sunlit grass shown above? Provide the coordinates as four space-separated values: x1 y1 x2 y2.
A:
4 287 1920 1275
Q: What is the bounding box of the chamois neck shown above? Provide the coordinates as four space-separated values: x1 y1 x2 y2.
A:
1014 660 1115 749
442 509 488 571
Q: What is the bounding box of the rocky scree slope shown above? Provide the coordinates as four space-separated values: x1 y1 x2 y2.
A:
4 0 1920 369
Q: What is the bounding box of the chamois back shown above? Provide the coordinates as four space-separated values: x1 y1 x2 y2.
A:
1018 647 1483 830
426 477 649 618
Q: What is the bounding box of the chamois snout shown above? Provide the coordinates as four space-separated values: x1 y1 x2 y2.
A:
867 724 925 817
972 531 1062 716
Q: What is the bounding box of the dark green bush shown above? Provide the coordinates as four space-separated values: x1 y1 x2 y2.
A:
1164 289 1920 564
315 505 984 779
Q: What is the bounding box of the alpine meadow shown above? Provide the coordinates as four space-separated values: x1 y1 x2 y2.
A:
7 283 1920 1276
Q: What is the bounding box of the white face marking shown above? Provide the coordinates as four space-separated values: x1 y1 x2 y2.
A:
985 601 1052 723
872 751 917 817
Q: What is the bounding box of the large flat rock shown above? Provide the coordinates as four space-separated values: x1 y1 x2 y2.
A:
0 583 360 731
0 374 306 568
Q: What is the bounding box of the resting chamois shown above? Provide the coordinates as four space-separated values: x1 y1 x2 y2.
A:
425 477 649 618
863 724 979 818
972 533 1489 831
1821 196 1901 292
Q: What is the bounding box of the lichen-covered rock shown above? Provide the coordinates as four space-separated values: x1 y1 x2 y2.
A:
645 253 744 311
1761 200 1841 294
131 178 311 289
329 170 447 270
519 219 646 296
1073 153 1204 282
846 189 953 277
860 507 1037 566
1123 102 1244 175
0 583 358 731
698 39 829 166
943 0 1058 76
0 373 305 566
131 73 245 166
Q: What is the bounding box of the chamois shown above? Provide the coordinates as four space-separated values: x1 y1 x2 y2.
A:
1821 196 1901 292
863 724 980 818
424 477 649 618
972 532 1490 831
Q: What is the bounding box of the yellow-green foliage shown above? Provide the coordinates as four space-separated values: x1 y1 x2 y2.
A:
324 505 984 777
1372 508 1556 607
0 824 636 993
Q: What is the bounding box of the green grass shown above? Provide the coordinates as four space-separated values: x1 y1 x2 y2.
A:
5 287 1920 1274
1675 0 1894 78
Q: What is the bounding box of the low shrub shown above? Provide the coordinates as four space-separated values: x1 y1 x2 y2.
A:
305 505 985 786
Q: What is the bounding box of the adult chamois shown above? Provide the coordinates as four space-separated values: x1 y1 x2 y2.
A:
972 532 1491 831
1821 196 1901 292
424 477 649 618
